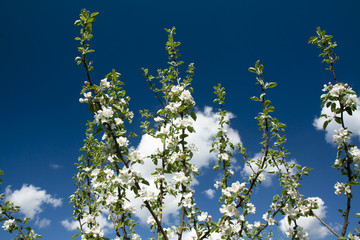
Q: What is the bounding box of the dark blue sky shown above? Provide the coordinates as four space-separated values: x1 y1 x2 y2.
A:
1 0 360 239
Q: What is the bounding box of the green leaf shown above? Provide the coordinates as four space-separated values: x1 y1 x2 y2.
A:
250 96 259 101
323 119 332 130
267 82 277 88
94 127 103 136
248 67 256 73
190 111 197 121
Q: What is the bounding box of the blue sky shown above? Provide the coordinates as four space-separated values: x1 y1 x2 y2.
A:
1 0 360 239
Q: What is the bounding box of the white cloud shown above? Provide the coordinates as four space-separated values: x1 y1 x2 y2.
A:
130 107 241 225
5 184 62 219
279 197 330 239
35 218 51 229
313 98 360 143
49 164 62 169
241 153 297 187
204 188 216 199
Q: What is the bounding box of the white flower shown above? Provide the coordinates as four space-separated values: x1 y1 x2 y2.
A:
147 216 156 226
95 107 114 124
116 136 129 147
179 90 192 101
246 202 256 214
171 85 184 94
165 102 181 112
350 146 360 163
219 153 229 161
132 234 142 240
172 172 188 184
198 212 208 222
262 213 275 225
154 116 164 122
106 193 118 206
128 149 144 164
329 84 345 97
91 168 101 178
334 182 343 195
214 181 221 190
333 128 350 146
123 202 136 213
115 118 123 125
219 202 240 218
284 204 299 219
100 78 110 88
254 221 261 228
84 92 92 98
139 187 157 202
2 219 15 231
189 143 199 153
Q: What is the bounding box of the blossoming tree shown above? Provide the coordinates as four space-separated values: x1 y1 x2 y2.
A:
0 9 359 240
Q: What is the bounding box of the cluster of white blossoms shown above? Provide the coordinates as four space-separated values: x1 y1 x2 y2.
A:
322 82 358 110
333 128 350 148
262 213 275 225
2 218 15 232
221 181 246 197
79 91 92 103
165 102 182 112
100 78 110 89
182 192 194 208
139 187 157 202
350 146 360 174
285 226 308 240
116 136 129 147
334 182 351 196
218 152 230 161
220 202 241 218
165 84 196 113
173 117 193 128
197 211 211 222
172 172 189 184
94 107 114 124
81 214 105 239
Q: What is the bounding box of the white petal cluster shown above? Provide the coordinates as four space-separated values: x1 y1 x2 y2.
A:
79 92 92 103
285 226 308 240
172 172 189 184
116 136 129 147
219 202 240 218
262 213 275 225
2 219 15 232
95 107 114 124
197 211 209 222
333 128 350 146
139 187 157 202
100 78 110 89
334 182 351 196
165 102 182 112
350 146 360 163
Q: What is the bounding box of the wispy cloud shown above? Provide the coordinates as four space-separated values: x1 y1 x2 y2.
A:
35 218 51 229
203 188 216 199
49 164 62 169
